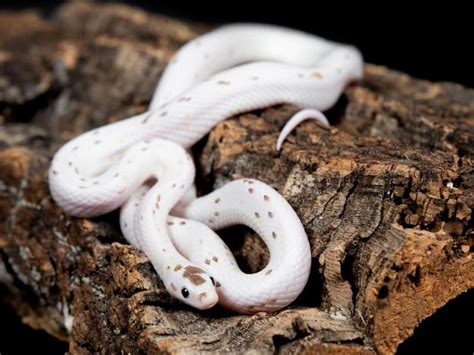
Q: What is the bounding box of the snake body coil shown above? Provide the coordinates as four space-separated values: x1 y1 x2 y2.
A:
49 24 363 312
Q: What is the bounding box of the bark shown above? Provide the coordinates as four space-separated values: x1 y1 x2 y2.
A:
0 2 472 354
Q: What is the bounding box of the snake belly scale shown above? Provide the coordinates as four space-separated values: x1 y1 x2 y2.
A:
48 23 363 313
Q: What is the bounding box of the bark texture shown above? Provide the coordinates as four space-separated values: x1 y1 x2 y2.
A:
0 2 472 354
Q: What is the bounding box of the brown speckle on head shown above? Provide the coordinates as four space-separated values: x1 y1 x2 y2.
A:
114 173 119 178
217 80 230 85
268 211 273 218
170 282 177 291
160 111 168 117
189 275 206 286
212 256 218 262
312 72 323 79
264 195 269 201
172 183 176 188
183 266 207 286
214 212 219 217
248 188 254 193
162 248 166 252
265 269 273 276
174 265 182 272
248 181 254 184
180 221 186 225
255 212 260 218
167 221 174 225
272 232 277 239
214 198 220 204
167 266 171 270
124 222 127 228
208 219 214 224
268 299 277 304
74 168 80 174
72 146 79 151
141 113 151 124
205 258 211 265
68 161 72 166
199 292 207 300
184 266 205 274
52 170 58 175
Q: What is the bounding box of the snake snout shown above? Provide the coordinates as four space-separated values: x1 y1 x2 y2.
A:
197 290 219 310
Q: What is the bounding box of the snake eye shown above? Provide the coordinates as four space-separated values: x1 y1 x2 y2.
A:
181 287 189 298
210 277 215 286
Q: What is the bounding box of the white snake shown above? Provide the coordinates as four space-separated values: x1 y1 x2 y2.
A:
48 24 363 313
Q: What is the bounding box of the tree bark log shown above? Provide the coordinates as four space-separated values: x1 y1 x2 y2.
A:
0 2 472 354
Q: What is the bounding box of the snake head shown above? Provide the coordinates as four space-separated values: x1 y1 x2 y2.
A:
168 265 218 310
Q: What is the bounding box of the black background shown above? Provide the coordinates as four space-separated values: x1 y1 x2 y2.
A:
1 0 473 87
0 1 473 354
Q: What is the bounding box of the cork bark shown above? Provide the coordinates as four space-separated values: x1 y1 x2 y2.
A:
0 2 472 354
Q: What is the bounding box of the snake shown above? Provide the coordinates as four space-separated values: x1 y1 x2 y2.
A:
48 23 363 313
